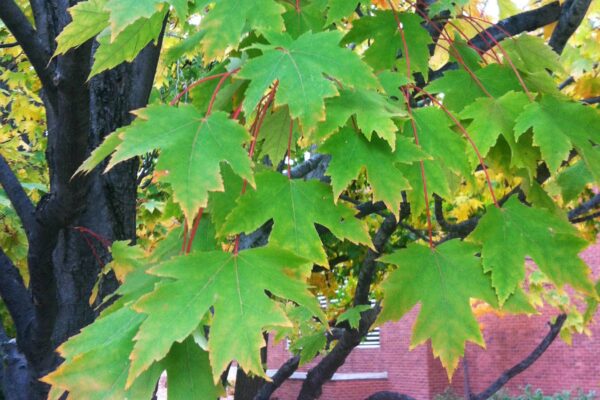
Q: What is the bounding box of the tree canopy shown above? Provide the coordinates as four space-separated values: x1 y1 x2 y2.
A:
0 0 599 399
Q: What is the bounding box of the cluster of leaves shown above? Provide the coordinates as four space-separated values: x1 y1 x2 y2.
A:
26 0 600 397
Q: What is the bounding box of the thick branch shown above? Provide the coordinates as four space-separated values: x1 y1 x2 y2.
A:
0 154 37 239
468 2 562 52
254 356 300 400
0 0 55 92
297 214 398 399
549 0 592 54
0 248 35 349
297 306 381 400
472 314 567 400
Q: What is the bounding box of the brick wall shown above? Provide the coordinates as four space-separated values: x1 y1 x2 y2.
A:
266 242 600 399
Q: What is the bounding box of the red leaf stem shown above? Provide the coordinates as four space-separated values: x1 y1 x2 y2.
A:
461 15 534 101
206 67 241 116
170 72 230 106
387 0 434 248
402 89 434 248
233 82 279 255
181 219 189 254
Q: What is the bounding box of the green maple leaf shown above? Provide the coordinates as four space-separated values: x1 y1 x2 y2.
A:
337 305 371 329
313 87 407 149
283 0 327 38
402 107 471 214
43 308 162 400
54 0 109 56
78 105 254 222
238 31 378 130
91 10 167 77
320 128 427 216
128 246 323 383
164 337 223 399
221 171 372 265
555 160 594 203
468 196 595 304
104 0 187 39
378 240 496 377
514 96 600 180
428 0 470 15
426 64 522 113
326 0 361 23
502 35 563 74
342 11 432 76
259 105 300 164
199 0 285 60
460 91 530 159
292 329 328 365
104 0 164 39
207 163 245 232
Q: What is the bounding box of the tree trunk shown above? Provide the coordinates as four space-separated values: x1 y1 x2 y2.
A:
0 5 164 394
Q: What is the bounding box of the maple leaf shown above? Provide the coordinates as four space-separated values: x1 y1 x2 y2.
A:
320 128 427 216
502 35 563 74
163 337 223 398
313 87 407 148
342 11 432 76
460 91 530 159
468 196 595 304
514 95 600 180
283 0 327 39
378 240 496 378
54 0 110 56
426 64 522 113
337 305 371 329
427 0 470 15
238 31 378 130
199 0 285 60
43 308 162 400
402 107 471 214
259 105 300 164
221 171 372 265
78 105 254 222
104 0 187 39
91 10 167 77
327 0 361 23
128 246 323 383
555 160 594 203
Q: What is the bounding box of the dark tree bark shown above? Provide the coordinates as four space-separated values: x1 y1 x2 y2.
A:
0 1 166 398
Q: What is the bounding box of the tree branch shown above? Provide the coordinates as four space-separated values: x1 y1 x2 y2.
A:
0 248 35 351
472 314 567 400
468 2 562 52
365 392 417 400
0 0 55 93
570 211 600 224
568 194 600 220
581 96 600 105
549 0 592 54
297 213 398 399
0 153 37 239
254 356 301 400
